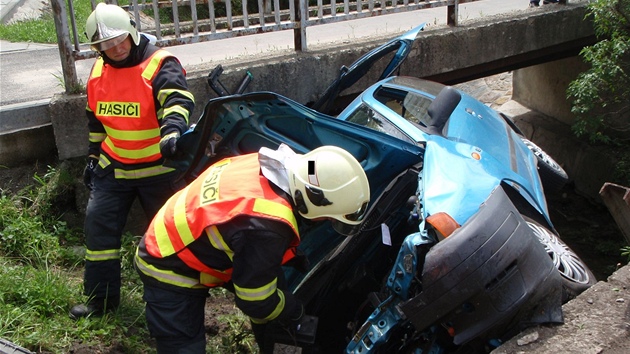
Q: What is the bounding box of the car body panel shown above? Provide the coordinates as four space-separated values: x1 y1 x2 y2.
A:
311 24 426 114
338 76 550 226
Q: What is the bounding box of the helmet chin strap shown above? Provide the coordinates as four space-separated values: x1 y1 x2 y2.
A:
293 190 309 214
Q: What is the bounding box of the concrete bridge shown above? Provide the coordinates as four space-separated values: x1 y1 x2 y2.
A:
1 1 598 190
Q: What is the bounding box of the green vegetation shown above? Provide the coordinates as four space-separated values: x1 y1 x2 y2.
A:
567 0 630 185
0 0 269 44
0 0 94 43
0 163 255 353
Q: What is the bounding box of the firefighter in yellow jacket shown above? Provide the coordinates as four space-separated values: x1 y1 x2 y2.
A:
70 3 194 319
135 143 370 353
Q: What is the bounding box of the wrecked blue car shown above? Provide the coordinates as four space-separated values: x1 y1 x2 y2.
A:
177 24 595 353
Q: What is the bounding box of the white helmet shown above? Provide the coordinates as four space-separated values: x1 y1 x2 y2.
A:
287 146 370 227
85 3 139 51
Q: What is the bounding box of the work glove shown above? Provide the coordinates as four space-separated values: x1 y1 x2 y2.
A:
159 131 180 159
83 156 98 191
265 302 318 347
284 249 310 273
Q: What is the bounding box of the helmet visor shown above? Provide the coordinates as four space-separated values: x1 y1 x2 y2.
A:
91 33 128 51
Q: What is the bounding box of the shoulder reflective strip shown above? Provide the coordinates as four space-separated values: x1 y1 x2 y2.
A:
234 278 277 302
103 126 161 141
86 105 93 112
103 137 160 159
142 50 171 80
134 251 201 288
114 165 175 179
174 189 196 246
206 225 234 261
153 202 176 256
89 132 106 143
86 248 120 261
157 89 195 106
91 59 104 78
253 198 299 233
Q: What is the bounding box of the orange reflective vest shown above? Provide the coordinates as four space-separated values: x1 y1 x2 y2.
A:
86 50 176 165
144 153 300 286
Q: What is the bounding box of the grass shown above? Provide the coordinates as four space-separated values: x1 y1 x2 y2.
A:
0 162 256 353
0 0 239 45
0 0 94 44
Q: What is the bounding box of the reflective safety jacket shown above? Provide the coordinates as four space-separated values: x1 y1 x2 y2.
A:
141 153 301 288
87 49 174 165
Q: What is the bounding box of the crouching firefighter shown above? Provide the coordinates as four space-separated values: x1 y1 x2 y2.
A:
134 143 370 353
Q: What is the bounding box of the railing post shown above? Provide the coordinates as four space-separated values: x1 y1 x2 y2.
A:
50 0 80 93
293 0 307 51
447 0 459 27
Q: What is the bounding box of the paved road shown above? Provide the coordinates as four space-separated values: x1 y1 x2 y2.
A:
0 0 530 108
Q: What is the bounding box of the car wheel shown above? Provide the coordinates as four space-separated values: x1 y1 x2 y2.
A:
520 137 569 194
524 216 596 301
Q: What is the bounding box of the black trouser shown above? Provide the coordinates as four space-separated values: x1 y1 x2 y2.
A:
141 279 208 354
83 172 180 300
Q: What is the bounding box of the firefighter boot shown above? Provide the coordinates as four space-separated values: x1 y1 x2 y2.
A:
69 296 119 319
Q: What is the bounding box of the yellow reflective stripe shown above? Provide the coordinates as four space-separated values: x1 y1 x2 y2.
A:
98 155 111 169
158 88 195 106
156 107 164 120
142 50 171 80
91 59 104 78
250 290 286 324
104 126 160 141
174 189 196 246
161 105 191 123
200 272 227 285
114 165 175 179
154 202 176 256
206 225 234 261
103 137 160 159
86 105 93 113
234 278 277 302
86 248 120 261
89 132 106 143
134 250 202 288
253 199 299 232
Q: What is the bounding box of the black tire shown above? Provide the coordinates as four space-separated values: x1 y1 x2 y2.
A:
520 137 569 194
524 216 597 301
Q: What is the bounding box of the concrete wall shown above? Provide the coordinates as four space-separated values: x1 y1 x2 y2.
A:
513 57 590 125
509 57 618 201
0 100 55 166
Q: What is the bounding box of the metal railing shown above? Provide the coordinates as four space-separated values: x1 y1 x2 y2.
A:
51 0 478 93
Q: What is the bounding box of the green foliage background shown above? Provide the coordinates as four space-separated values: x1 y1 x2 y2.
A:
567 0 630 144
